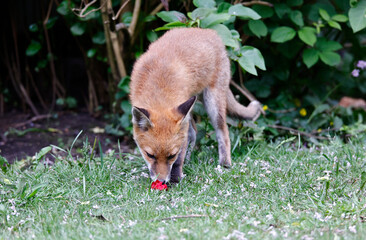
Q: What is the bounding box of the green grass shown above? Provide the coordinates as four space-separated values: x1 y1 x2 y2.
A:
1 135 366 239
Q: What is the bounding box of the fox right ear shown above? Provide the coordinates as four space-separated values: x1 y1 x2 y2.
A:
132 107 153 131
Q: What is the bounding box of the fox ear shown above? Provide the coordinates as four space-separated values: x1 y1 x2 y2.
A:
176 96 197 123
132 107 153 131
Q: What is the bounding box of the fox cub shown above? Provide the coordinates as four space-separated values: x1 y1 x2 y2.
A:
130 28 261 183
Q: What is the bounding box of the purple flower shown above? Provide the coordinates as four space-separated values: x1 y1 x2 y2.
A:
352 69 360 77
357 60 366 70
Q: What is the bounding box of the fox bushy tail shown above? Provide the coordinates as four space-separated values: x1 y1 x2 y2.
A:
226 90 261 121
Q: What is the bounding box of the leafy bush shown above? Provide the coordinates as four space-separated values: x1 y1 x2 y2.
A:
20 0 366 141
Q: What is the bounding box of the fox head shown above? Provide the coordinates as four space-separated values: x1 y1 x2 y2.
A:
131 96 196 183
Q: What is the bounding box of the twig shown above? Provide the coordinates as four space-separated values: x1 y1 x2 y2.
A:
112 0 130 20
151 214 208 222
11 114 52 129
100 0 119 82
43 0 65 109
242 0 273 7
72 0 103 18
230 80 255 102
150 2 165 16
267 124 330 140
7 21 39 116
267 108 296 114
128 0 141 37
26 65 47 110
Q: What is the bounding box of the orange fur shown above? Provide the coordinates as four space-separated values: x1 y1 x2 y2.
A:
130 28 261 183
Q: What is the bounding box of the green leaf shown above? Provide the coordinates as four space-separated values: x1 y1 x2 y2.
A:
146 31 158 42
248 20 268 37
252 5 274 18
239 56 257 75
155 21 187 31
298 27 317 46
332 14 348 22
274 3 291 18
26 183 47 199
87 49 96 58
191 8 215 20
319 8 330 21
316 38 342 51
122 12 132 24
26 40 41 56
270 27 296 43
156 11 187 23
290 10 304 27
35 146 52 161
144 15 156 23
228 4 261 20
70 23 86 36
286 0 303 7
29 24 39 32
319 51 341 66
239 46 266 75
37 59 48 70
210 24 238 49
57 1 71 16
217 2 231 13
349 0 366 33
121 100 132 113
193 0 216 8
46 16 58 29
92 32 106 45
328 20 341 30
302 48 319 68
200 13 231 28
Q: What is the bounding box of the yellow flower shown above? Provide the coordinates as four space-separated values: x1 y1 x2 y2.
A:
299 108 307 117
263 105 268 111
330 121 334 126
294 98 301 107
317 128 322 133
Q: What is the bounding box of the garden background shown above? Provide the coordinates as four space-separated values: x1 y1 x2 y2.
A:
1 0 366 239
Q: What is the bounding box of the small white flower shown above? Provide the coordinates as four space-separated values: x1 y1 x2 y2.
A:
349 225 357 233
252 220 260 227
216 218 223 224
266 214 273 221
128 220 137 227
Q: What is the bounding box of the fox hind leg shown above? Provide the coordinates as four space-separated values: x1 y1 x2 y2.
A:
185 117 197 162
203 88 232 168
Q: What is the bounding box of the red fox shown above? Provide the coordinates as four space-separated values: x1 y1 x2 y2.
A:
130 28 261 183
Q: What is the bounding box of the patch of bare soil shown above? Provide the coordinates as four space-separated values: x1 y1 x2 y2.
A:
0 111 133 163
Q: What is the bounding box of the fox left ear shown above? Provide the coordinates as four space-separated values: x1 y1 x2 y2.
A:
176 96 197 123
132 106 153 131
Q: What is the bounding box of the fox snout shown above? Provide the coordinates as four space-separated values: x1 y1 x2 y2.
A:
148 163 172 183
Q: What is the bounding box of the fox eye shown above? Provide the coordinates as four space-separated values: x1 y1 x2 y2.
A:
167 153 177 160
145 151 156 159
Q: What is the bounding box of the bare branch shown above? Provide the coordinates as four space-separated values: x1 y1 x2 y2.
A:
72 0 104 18
151 214 208 222
267 125 331 140
242 0 273 7
11 114 52 129
128 0 141 37
150 2 165 16
230 80 255 102
112 0 130 20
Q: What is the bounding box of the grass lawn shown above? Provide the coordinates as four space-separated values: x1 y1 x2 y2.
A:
1 134 366 239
